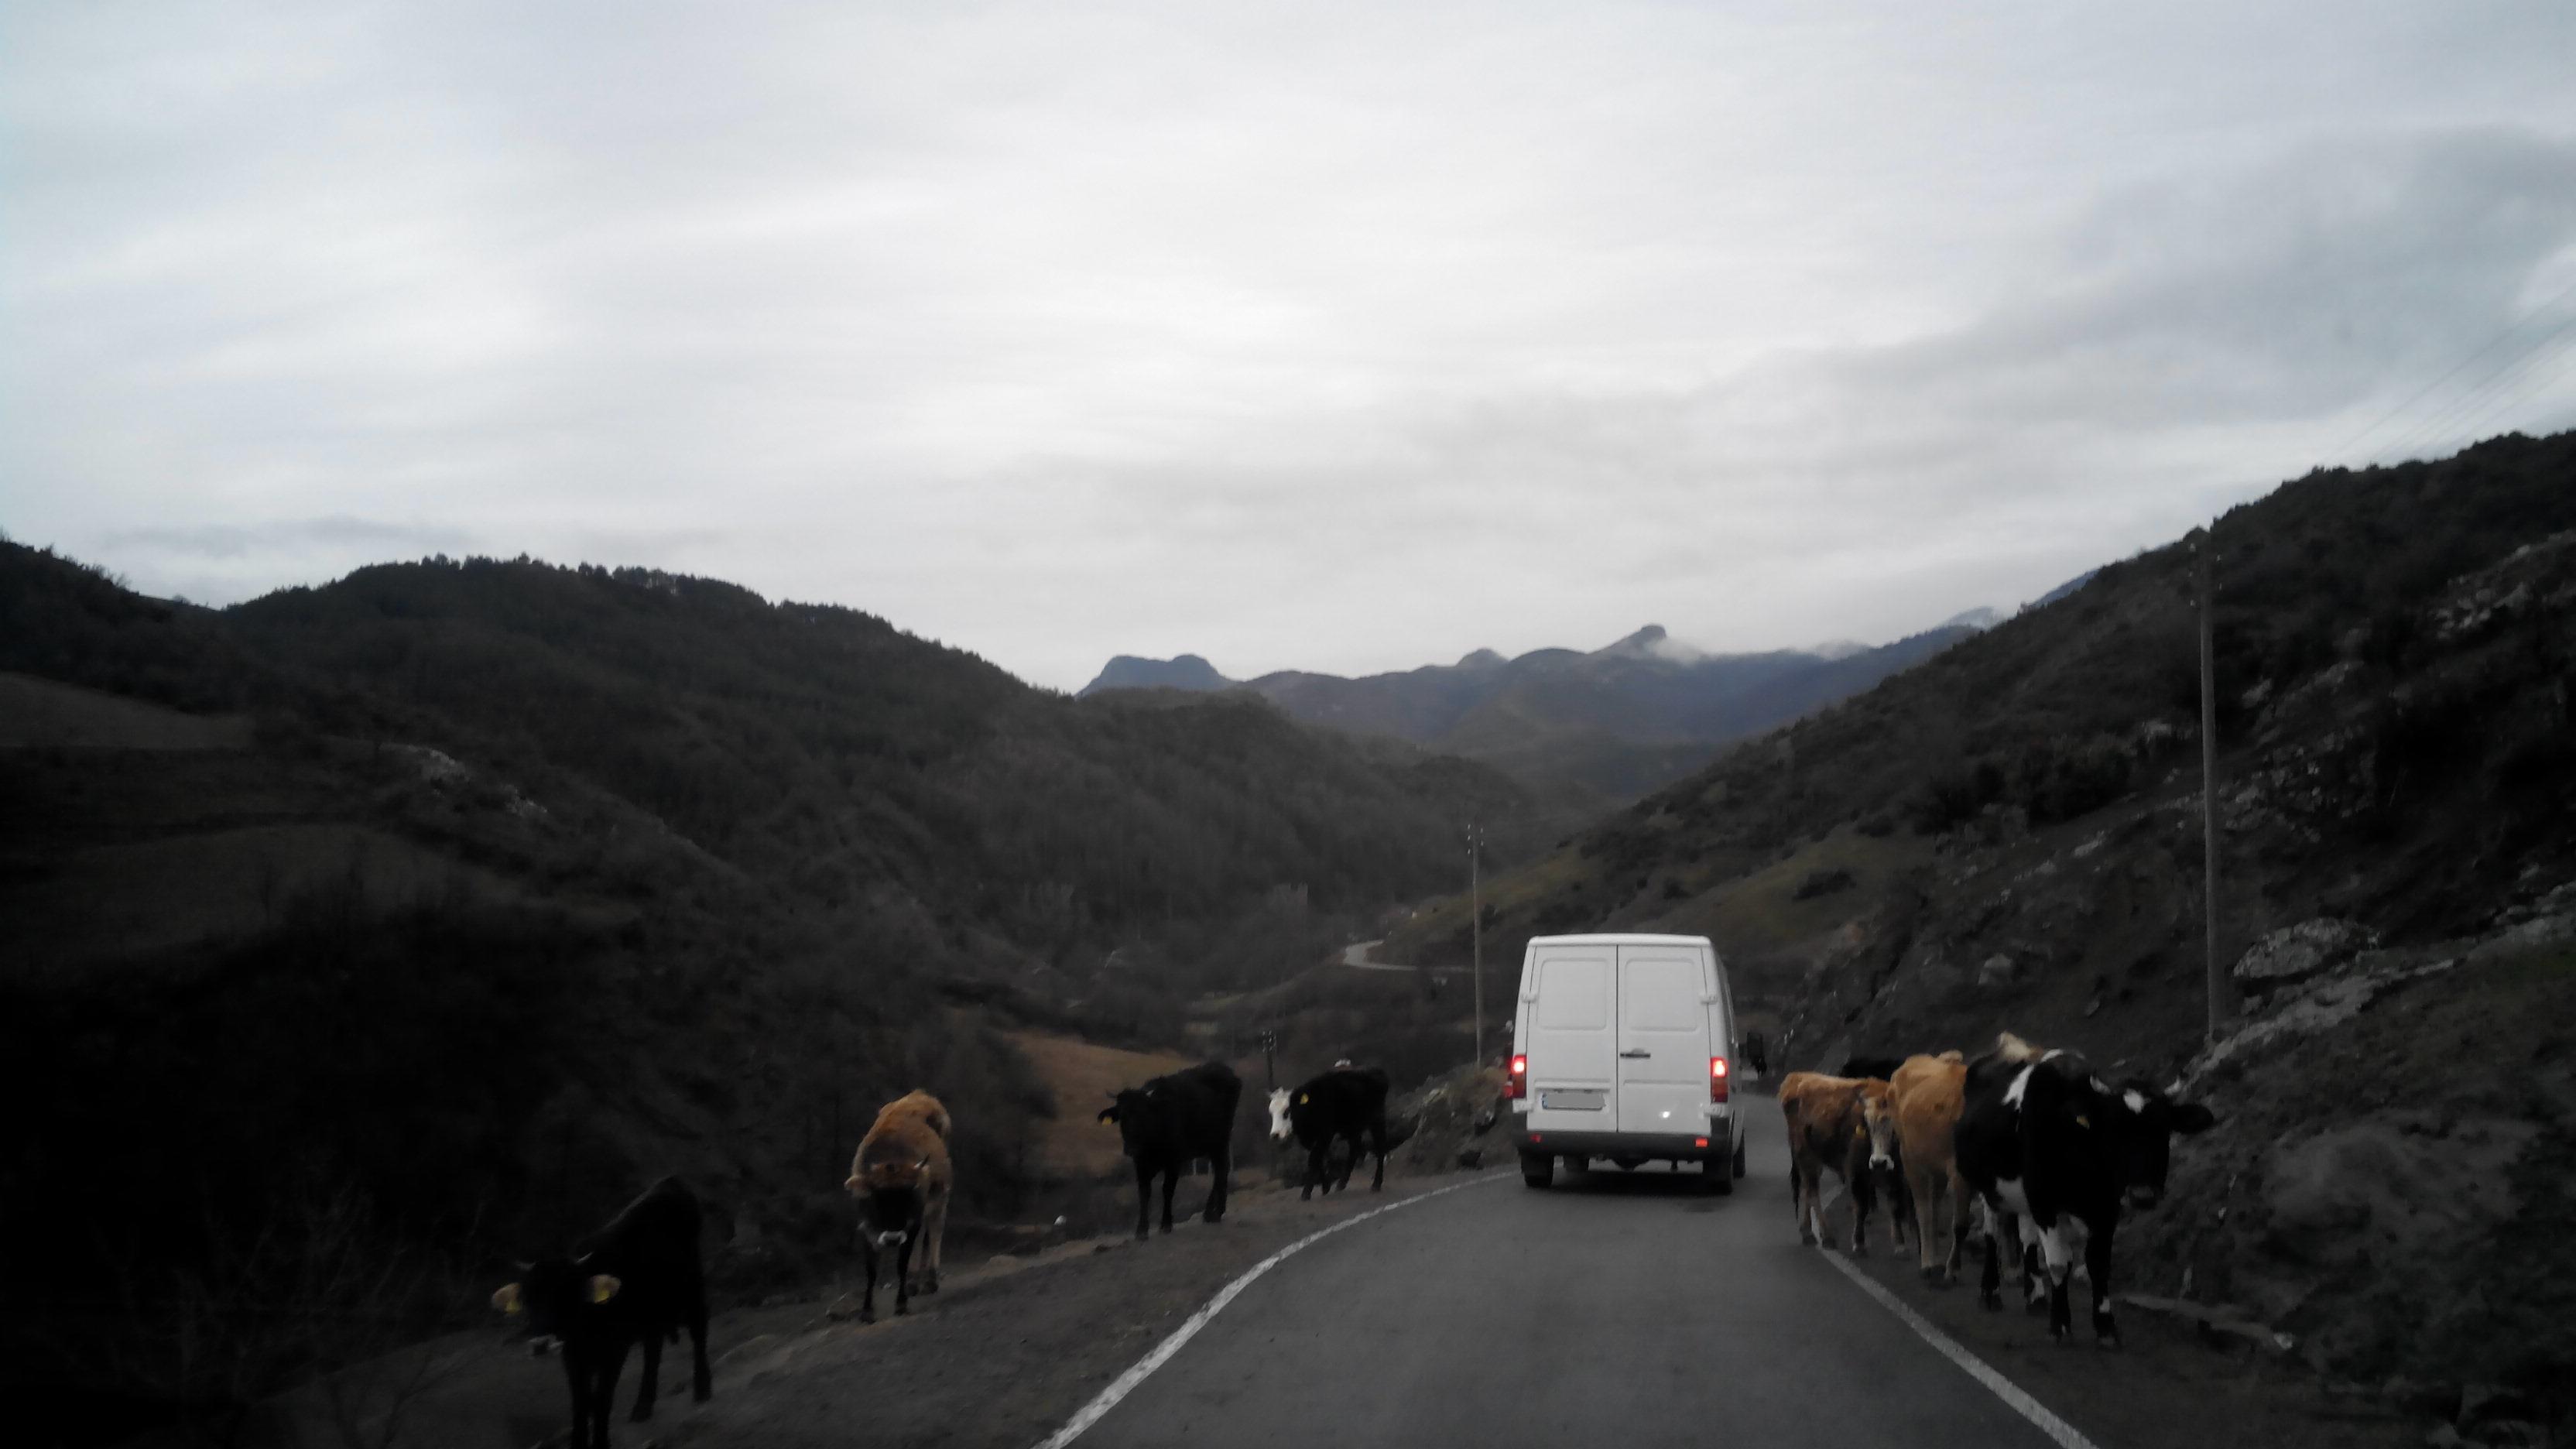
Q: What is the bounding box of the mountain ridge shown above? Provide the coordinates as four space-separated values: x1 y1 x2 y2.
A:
1078 614 2002 803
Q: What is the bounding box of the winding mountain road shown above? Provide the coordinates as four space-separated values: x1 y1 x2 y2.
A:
1059 1122 2080 1449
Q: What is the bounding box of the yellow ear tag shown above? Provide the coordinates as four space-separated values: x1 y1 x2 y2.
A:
494 1284 523 1315
589 1274 622 1303
2074 1115 2091 1129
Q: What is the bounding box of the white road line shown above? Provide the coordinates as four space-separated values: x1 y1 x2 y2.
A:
1822 1252 2105 1449
1029 1173 1505 1449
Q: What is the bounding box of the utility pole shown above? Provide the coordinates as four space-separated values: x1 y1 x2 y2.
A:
1467 824 1486 1071
2194 529 2235 1041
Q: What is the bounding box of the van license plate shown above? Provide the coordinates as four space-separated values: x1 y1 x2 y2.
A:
1541 1090 1605 1111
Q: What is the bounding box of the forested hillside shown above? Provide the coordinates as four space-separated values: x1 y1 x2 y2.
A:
0 548 1539 1441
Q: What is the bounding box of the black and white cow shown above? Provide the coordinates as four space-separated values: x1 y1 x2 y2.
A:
1100 1060 1242 1239
1954 1034 2216 1345
1266 1067 1391 1199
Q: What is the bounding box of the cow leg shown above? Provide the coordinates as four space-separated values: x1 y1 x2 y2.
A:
632 1325 662 1421
859 1238 879 1322
689 1292 712 1403
2085 1214 2120 1347
1945 1172 1972 1286
1202 1140 1230 1223
2030 1216 2075 1340
894 1233 916 1316
1336 1132 1360 1192
922 1189 948 1291
1303 1139 1323 1200
1907 1162 1944 1281
1133 1160 1154 1239
591 1341 631 1449
1369 1118 1387 1192
562 1350 592 1449
1978 1204 2008 1310
1847 1164 1872 1256
2018 1217 2052 1314
1793 1160 1822 1245
1160 1165 1179 1233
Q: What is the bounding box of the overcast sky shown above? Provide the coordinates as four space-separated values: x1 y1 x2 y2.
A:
7 2 2576 690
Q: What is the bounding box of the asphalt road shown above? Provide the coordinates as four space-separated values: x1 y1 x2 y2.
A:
1076 1116 2070 1449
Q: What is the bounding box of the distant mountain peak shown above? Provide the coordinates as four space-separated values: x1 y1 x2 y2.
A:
1808 639 1873 660
1456 648 1506 669
1078 653 1234 697
1598 624 1703 663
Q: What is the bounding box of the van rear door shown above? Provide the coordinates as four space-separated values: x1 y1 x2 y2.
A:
1615 944 1709 1136
1523 941 1615 1132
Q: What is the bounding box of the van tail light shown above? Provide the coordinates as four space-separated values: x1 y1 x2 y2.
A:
1709 1056 1730 1104
1507 1054 1528 1100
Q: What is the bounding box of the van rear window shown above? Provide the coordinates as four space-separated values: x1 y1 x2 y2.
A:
1535 957 1609 1029
1620 955 1703 1030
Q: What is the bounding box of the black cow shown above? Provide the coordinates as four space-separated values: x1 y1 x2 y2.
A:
1954 1036 2216 1345
1267 1067 1390 1199
1099 1060 1242 1239
491 1177 712 1449
1838 1055 1906 1081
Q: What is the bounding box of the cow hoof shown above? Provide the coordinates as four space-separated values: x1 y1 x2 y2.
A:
695 1388 712 1404
1979 1292 2002 1311
895 1302 908 1317
1299 1189 1314 1202
920 1274 940 1293
1160 1223 1174 1235
1850 1243 1868 1258
2096 1331 2122 1351
859 1307 875 1324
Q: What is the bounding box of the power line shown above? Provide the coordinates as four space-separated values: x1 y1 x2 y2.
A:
2369 305 2576 464
2317 274 2576 466
2448 332 2576 444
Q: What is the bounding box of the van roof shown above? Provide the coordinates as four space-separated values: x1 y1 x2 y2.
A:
1524 933 1715 948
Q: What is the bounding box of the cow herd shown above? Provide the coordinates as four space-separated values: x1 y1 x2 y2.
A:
489 1055 1386 1447
1779 1032 2217 1347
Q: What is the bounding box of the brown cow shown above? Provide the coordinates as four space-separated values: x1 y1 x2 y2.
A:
1778 1071 1906 1255
1889 1050 1974 1284
845 1089 953 1322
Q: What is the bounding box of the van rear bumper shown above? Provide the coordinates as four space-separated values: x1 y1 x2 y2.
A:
1520 1129 1728 1163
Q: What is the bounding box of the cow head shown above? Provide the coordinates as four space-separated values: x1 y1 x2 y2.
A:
1267 1088 1293 1141
847 1149 934 1248
2102 1078 2217 1210
491 1257 622 1349
1858 1081 1901 1194
1099 1085 1164 1157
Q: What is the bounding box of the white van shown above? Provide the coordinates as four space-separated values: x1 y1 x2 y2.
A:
1507 933 1746 1190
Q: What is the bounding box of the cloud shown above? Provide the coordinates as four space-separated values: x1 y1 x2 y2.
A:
6 2 2576 686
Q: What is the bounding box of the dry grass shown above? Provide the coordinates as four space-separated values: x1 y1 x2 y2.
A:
1005 1032 1204 1179
1653 828 1930 955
